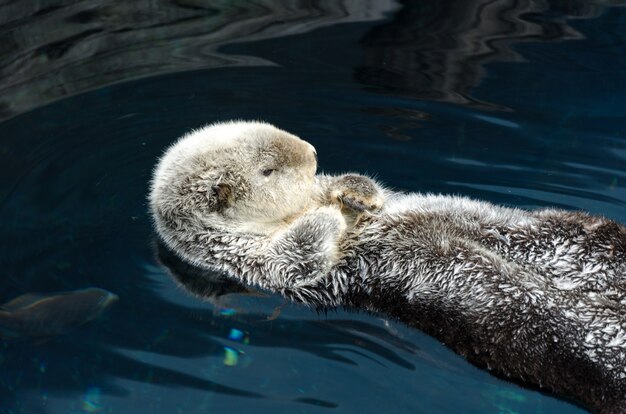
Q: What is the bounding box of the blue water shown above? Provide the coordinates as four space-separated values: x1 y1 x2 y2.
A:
1 1 625 413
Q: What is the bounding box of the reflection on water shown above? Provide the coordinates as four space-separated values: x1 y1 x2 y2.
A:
155 239 419 362
0 261 419 412
155 239 253 302
0 0 398 122
2 0 622 120
356 0 626 108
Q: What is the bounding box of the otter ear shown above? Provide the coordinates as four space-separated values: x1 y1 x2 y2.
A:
208 183 232 212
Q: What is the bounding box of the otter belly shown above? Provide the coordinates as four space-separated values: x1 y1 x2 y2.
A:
347 196 626 412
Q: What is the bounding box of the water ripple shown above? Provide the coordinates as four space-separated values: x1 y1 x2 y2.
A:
0 0 398 122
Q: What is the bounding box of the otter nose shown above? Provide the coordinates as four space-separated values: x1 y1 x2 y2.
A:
304 142 317 162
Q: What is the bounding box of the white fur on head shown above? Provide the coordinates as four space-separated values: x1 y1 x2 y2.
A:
149 120 318 238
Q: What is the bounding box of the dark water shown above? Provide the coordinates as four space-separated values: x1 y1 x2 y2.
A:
1 1 625 413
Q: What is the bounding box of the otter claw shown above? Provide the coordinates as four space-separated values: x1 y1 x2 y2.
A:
338 196 369 212
330 174 384 213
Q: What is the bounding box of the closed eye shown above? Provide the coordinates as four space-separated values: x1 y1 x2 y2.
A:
262 168 276 177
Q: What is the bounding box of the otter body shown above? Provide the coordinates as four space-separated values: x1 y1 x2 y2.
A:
150 121 626 413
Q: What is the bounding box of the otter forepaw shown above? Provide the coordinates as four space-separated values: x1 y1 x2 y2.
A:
298 206 347 243
267 206 346 286
330 174 384 213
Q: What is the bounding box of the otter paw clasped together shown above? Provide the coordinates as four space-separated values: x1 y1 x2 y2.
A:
150 120 626 414
327 174 384 213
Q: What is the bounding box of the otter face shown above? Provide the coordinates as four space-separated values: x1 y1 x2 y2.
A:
150 121 318 235
228 126 318 226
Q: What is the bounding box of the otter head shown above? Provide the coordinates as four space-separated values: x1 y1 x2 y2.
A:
149 120 318 237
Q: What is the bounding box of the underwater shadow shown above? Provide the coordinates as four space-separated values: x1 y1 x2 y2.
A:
152 239 418 370
0 236 418 413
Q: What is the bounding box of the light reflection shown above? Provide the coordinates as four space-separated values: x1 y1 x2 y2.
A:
81 387 103 412
0 0 399 121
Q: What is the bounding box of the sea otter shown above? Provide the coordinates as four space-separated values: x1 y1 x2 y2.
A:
149 120 626 414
